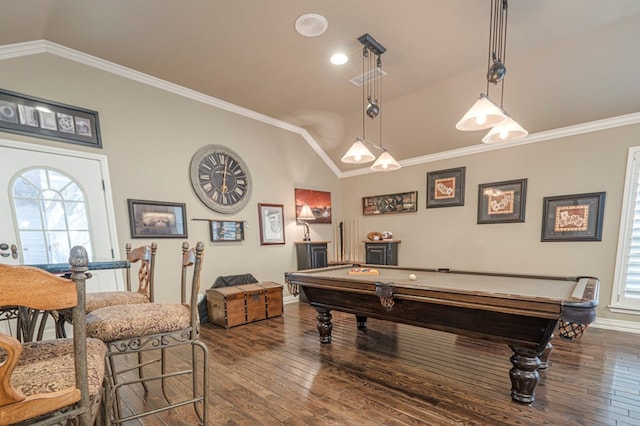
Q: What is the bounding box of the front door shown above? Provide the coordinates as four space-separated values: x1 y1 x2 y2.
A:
0 138 122 292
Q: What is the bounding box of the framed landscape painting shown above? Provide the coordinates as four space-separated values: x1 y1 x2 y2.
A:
294 188 332 224
127 199 187 238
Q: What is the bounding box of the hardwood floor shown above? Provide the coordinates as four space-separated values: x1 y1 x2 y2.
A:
118 302 640 425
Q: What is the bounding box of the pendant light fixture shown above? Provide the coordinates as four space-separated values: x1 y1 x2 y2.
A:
456 0 527 143
341 34 400 172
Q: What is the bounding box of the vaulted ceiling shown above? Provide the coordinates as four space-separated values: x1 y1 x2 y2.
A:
1 1 640 172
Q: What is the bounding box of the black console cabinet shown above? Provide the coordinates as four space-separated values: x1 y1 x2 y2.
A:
364 240 401 266
295 241 329 270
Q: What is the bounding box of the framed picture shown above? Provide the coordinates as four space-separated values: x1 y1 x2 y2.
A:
363 191 418 216
210 220 244 242
127 199 188 238
294 188 331 224
0 88 102 148
541 192 606 242
477 178 527 224
426 167 466 208
258 203 285 245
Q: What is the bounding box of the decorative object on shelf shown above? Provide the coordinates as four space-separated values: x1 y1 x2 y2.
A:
190 144 251 214
382 231 393 240
362 191 417 215
298 204 316 241
340 34 400 172
258 203 285 245
367 231 383 241
0 88 102 148
426 167 466 208
541 192 606 242
477 178 527 224
456 0 527 144
209 220 244 242
128 199 188 238
295 188 331 224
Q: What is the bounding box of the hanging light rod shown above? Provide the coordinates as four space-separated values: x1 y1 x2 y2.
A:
341 33 400 172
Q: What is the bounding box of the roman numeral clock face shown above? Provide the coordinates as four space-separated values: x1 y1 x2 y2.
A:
189 145 252 214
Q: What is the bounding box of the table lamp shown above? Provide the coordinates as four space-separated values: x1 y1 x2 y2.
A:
298 204 316 241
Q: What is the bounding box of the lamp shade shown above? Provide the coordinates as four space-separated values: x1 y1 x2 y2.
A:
482 116 528 144
456 94 507 131
370 151 401 172
298 204 316 221
341 139 376 163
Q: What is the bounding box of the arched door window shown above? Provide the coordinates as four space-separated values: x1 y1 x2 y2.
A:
10 167 93 264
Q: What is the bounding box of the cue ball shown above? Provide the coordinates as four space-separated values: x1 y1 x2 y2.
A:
409 274 417 281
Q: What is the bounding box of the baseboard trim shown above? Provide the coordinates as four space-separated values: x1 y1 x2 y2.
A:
591 318 640 334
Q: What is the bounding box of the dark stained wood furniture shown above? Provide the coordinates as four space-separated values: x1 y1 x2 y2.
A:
364 239 401 265
285 264 599 404
295 241 329 270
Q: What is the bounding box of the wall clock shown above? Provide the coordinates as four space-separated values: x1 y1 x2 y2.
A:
189 144 252 214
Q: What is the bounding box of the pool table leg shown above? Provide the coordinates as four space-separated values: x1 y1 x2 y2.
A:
316 309 333 343
509 345 542 404
355 315 368 330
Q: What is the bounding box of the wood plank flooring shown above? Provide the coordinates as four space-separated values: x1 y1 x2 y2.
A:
117 302 640 425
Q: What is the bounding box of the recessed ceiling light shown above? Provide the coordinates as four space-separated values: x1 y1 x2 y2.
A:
294 13 328 37
330 53 348 65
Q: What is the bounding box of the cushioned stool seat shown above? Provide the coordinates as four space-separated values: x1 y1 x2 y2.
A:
14 338 106 404
86 291 150 313
86 303 190 341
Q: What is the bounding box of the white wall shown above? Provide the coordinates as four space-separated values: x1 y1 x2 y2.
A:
0 53 341 302
341 124 640 324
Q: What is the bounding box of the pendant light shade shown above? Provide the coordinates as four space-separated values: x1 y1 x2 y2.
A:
370 151 401 172
341 138 376 163
482 115 528 144
456 94 507 131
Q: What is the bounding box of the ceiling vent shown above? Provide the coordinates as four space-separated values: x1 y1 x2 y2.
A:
349 69 388 87
294 14 328 37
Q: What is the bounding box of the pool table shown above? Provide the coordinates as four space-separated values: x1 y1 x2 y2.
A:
284 264 599 404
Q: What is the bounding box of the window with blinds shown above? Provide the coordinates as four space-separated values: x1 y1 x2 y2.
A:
612 147 640 313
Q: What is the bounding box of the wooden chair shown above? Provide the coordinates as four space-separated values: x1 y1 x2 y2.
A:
55 242 157 338
0 246 107 425
86 242 208 425
85 242 157 313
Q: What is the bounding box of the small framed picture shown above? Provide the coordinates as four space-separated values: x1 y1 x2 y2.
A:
258 203 285 245
426 167 466 208
477 178 527 224
210 220 244 242
127 199 188 238
294 188 332 224
363 191 418 215
541 192 606 242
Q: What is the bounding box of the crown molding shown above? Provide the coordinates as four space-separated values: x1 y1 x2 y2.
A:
2 40 639 180
340 113 640 178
